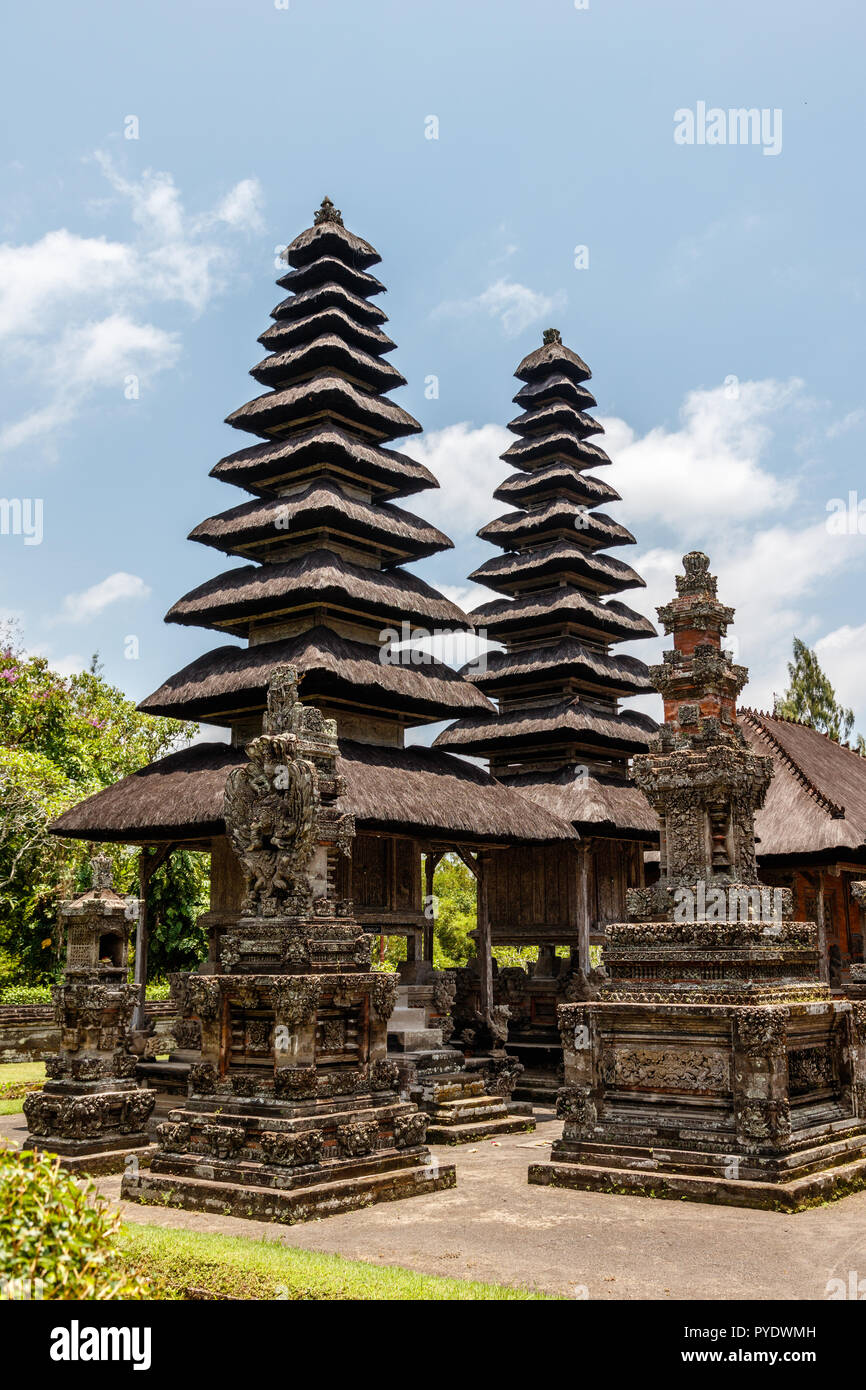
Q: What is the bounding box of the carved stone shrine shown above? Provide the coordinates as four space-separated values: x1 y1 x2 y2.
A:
529 552 866 1211
121 667 456 1223
22 855 155 1172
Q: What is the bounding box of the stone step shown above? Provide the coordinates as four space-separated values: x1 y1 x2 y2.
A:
388 1007 427 1029
431 1095 505 1115
387 1028 444 1052
426 1115 536 1146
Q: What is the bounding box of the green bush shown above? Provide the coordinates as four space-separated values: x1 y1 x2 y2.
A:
0 985 53 1006
0 1146 169 1300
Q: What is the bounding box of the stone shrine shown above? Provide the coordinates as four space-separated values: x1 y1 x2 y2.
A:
22 856 155 1172
121 667 456 1223
529 552 866 1210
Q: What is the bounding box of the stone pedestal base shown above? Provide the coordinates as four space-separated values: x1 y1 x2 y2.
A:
23 1129 154 1175
530 1123 866 1212
120 1092 455 1226
123 1151 455 1224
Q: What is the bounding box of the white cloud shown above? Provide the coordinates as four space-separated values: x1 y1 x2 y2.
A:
0 156 264 451
405 422 512 539
826 409 865 439
0 315 179 451
55 571 151 625
601 378 801 536
815 624 866 725
433 277 566 338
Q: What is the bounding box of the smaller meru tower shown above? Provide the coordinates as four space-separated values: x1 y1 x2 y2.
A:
530 553 866 1211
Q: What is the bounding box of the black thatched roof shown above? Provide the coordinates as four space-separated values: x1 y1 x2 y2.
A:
225 375 422 443
472 587 657 644
462 638 654 699
516 337 591 384
250 335 407 394
189 481 452 565
166 549 475 637
139 626 492 725
500 766 660 838
500 430 613 472
271 281 388 327
210 427 437 501
512 373 598 413
507 401 603 440
258 309 396 358
434 699 657 758
283 206 381 270
478 502 635 552
494 464 620 510
744 711 866 860
469 540 645 597
276 255 386 300
436 328 655 779
49 739 576 848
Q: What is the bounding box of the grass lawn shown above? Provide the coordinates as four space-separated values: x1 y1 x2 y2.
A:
0 1061 45 1111
120 1221 553 1301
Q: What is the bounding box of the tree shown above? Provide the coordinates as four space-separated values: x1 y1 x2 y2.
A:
775 637 866 753
0 627 199 984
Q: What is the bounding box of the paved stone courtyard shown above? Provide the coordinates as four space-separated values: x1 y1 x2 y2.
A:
5 1105 866 1298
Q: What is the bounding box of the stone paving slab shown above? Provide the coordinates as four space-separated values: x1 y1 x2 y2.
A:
5 1107 866 1299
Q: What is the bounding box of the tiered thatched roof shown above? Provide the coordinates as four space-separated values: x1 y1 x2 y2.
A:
435 329 657 833
148 195 492 731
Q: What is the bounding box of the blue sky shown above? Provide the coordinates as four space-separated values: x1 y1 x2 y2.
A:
1 0 864 742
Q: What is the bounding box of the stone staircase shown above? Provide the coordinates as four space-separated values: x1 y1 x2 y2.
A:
388 986 535 1145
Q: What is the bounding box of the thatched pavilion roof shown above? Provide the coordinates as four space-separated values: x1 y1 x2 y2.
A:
50 739 576 849
500 766 660 839
745 711 866 861
478 502 635 552
462 638 654 699
468 539 646 597
436 699 657 759
224 374 422 442
471 587 656 645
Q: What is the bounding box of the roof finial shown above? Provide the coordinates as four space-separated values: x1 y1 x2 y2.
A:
314 196 343 227
542 327 562 345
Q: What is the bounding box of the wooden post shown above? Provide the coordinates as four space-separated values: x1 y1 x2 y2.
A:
423 851 443 962
476 850 493 1021
132 842 173 1031
577 841 592 975
816 871 829 985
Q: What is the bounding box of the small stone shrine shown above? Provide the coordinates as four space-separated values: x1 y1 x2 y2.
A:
388 978 534 1144
529 552 866 1210
22 855 155 1172
121 667 456 1223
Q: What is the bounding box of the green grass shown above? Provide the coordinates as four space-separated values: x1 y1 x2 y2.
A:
119 1221 553 1301
0 1061 45 1110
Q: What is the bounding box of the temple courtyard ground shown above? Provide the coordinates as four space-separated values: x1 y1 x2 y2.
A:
5 1106 866 1299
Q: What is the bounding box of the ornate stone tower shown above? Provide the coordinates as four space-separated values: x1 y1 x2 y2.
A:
122 668 456 1223
23 856 155 1172
529 554 866 1210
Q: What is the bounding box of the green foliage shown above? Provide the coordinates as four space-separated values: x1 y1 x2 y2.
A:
431 855 477 967
141 850 210 977
0 629 198 985
119 1221 551 1300
0 1147 168 1299
775 637 866 753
